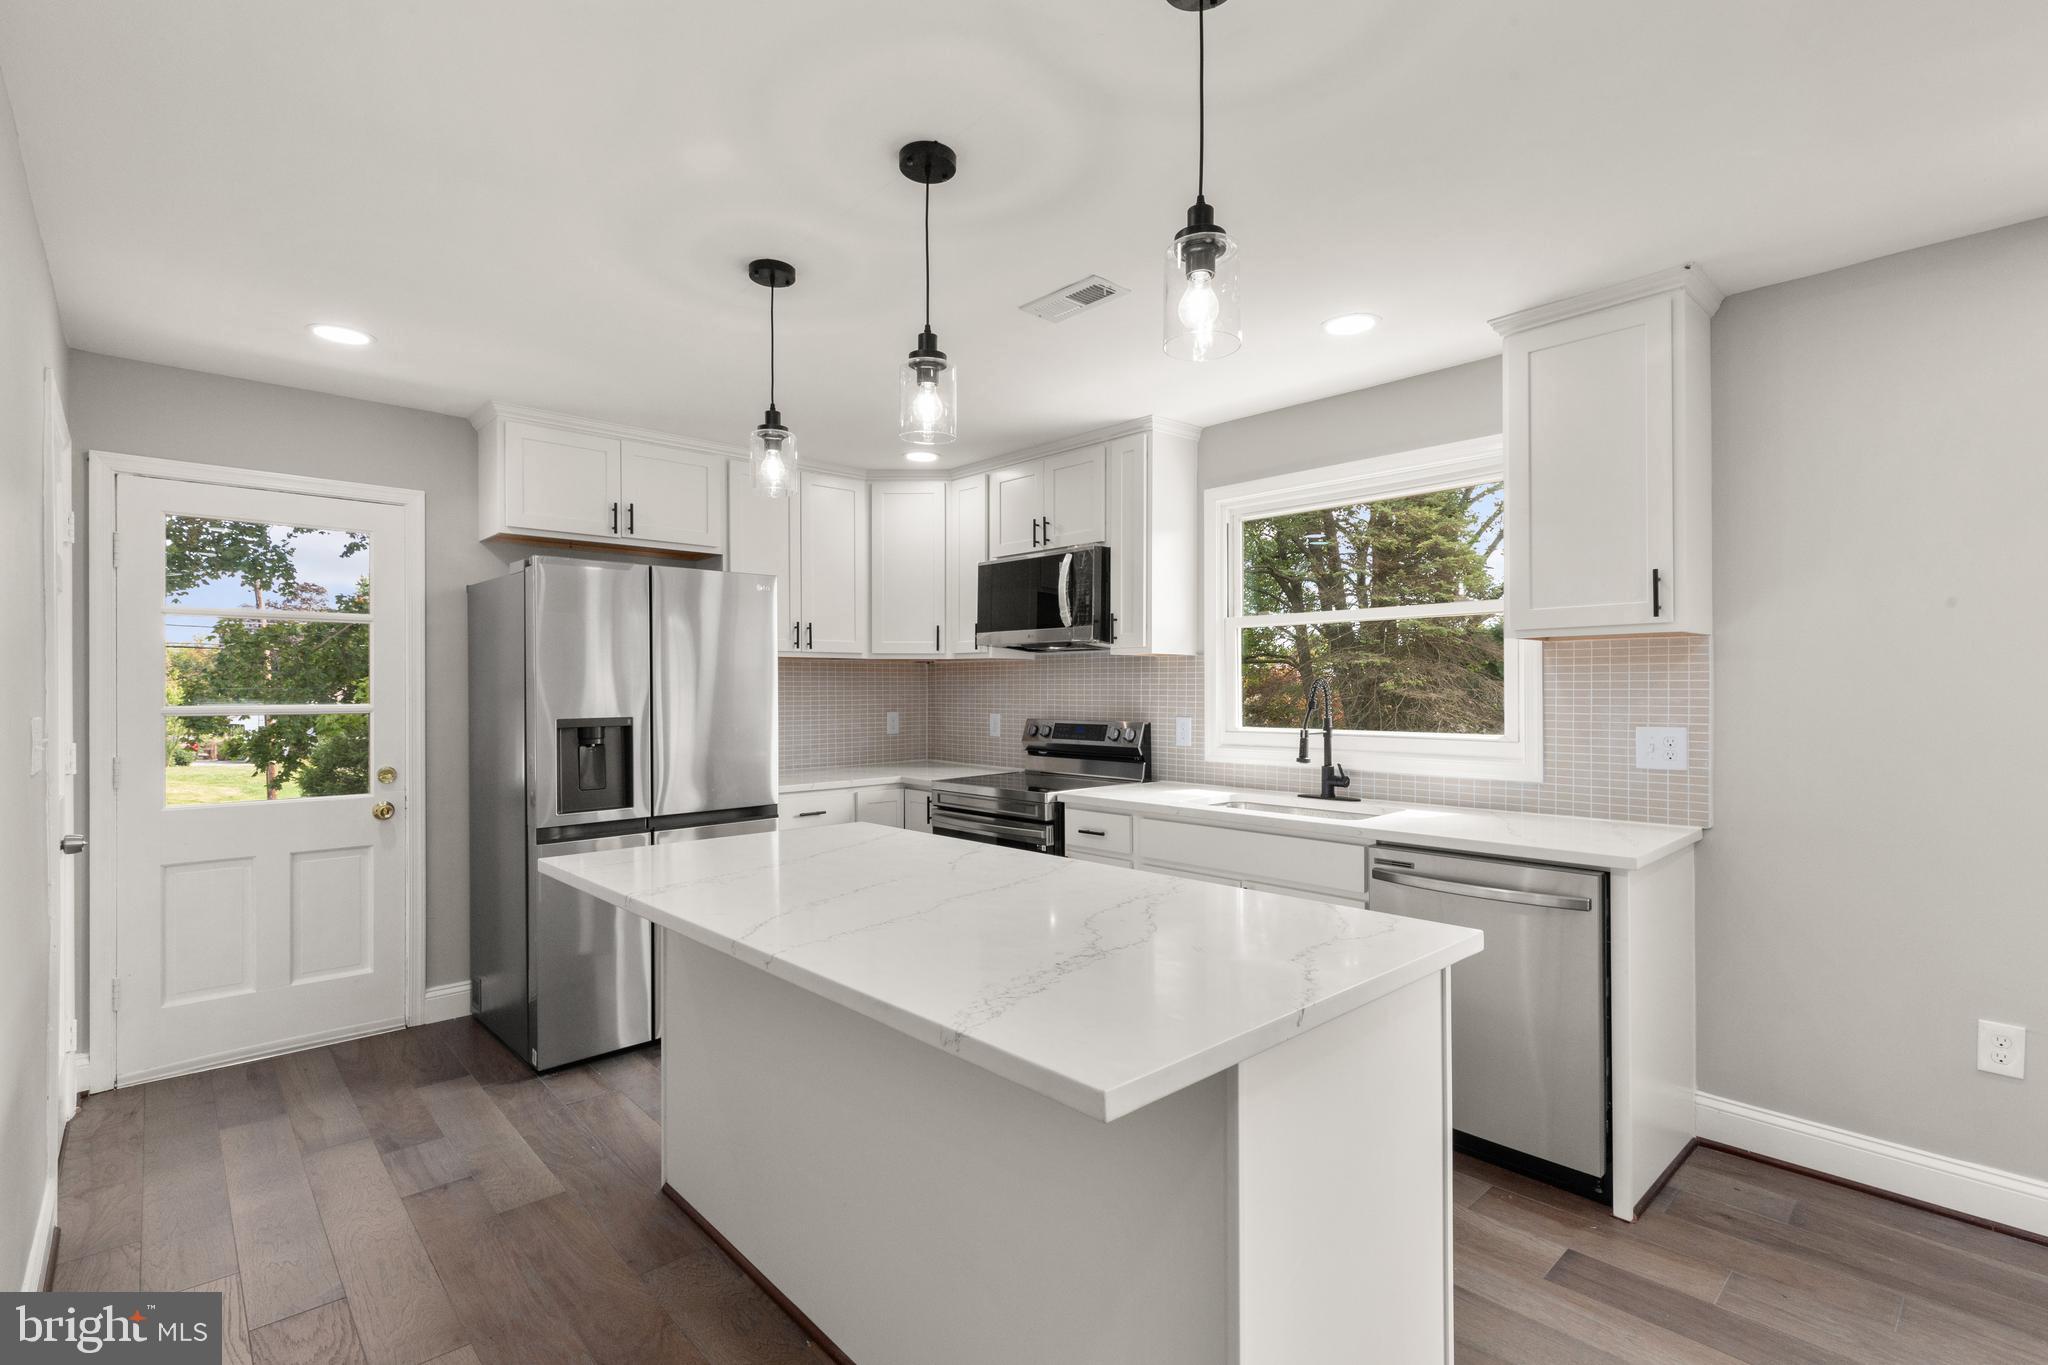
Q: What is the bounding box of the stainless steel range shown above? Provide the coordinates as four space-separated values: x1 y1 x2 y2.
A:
930 719 1150 854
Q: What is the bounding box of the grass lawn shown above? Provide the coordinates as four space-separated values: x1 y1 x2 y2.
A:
165 761 303 805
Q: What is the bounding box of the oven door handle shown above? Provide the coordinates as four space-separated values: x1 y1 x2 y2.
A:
931 808 1054 847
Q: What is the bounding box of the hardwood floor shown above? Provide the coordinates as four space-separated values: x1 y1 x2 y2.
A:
53 1023 2048 1364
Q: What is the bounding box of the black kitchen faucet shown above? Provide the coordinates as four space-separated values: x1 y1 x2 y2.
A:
1296 675 1360 802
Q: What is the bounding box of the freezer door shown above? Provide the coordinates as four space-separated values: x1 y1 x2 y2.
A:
529 829 654 1069
651 567 779 817
528 559 652 830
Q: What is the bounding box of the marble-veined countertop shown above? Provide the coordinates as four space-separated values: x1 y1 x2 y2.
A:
540 825 1481 1122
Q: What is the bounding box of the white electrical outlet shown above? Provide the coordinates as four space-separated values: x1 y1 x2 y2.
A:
885 711 900 736
988 712 1002 738
1175 717 1194 747
1979 1019 2027 1078
1634 726 1689 771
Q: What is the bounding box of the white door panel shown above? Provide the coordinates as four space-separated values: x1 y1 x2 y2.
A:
503 420 619 539
621 440 725 549
987 464 1044 558
869 481 945 655
1043 444 1107 546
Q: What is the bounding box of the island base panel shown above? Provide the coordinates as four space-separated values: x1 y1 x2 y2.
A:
659 931 1453 1364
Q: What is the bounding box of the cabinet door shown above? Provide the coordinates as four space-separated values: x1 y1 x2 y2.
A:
620 440 726 549
778 788 855 829
727 475 801 653
1105 434 1147 651
799 471 868 654
855 786 905 827
946 474 989 654
1042 444 1108 546
869 481 947 655
907 789 934 834
503 420 620 539
1506 295 1675 634
987 463 1045 558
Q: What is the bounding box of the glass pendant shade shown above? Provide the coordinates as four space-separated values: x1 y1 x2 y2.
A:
748 419 798 499
1163 227 1241 361
897 340 958 445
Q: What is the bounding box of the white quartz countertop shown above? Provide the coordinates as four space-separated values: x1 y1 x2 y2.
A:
540 825 1481 1122
1058 783 1702 871
778 762 1002 793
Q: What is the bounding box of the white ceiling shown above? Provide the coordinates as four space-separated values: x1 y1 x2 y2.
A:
4 0 2047 470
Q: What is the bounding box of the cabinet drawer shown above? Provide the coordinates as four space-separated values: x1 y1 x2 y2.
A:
778 788 855 829
1138 819 1366 900
1062 809 1132 856
1065 849 1133 870
855 785 905 827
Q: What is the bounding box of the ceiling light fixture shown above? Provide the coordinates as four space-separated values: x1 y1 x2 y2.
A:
309 323 373 346
746 258 799 499
898 140 959 445
1322 312 1380 337
903 450 939 464
1163 0 1240 361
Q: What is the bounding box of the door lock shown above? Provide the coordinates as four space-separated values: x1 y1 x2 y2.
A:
370 801 396 821
58 834 86 855
376 766 397 784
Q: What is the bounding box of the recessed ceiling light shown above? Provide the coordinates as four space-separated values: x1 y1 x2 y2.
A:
1322 313 1380 337
904 450 939 464
309 323 373 346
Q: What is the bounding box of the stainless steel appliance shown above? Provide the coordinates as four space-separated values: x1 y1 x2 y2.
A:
930 719 1149 853
468 557 778 1070
974 544 1112 651
1367 845 1610 1200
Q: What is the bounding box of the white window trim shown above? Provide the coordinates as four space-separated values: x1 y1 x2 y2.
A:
1202 436 1543 783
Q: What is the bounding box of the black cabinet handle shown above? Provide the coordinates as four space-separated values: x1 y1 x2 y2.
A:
1077 828 1107 837
627 502 636 535
610 501 619 534
1032 517 1042 548
793 622 800 649
936 624 942 651
796 809 828 818
806 622 814 649
1043 517 1053 542
1651 569 1663 617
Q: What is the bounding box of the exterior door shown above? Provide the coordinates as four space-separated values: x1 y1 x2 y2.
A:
113 473 413 1083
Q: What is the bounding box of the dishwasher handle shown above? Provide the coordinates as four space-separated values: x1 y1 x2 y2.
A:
1370 865 1594 913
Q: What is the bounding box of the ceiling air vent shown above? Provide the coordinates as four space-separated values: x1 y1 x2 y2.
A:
1019 275 1126 323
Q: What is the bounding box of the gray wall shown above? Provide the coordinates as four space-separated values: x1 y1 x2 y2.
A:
67 352 503 999
0 68 68 1288
1703 216 2048 1179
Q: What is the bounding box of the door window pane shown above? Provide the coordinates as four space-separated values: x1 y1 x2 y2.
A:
166 615 369 706
1241 616 1506 735
164 713 370 805
164 516 370 613
1241 481 1504 614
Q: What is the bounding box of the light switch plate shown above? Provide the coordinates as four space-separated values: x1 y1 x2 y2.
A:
1175 717 1194 748
988 712 1002 738
885 711 900 736
1634 726 1689 770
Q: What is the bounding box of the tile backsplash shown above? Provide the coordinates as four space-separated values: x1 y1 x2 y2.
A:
782 638 1711 825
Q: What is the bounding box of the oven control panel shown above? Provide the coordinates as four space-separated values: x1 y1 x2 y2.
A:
1023 719 1147 746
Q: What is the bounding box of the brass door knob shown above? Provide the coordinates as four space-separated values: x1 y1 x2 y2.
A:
371 801 396 821
377 766 397 784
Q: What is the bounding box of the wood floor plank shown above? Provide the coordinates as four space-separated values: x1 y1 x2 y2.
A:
1454 1284 1634 1365
403 1177 596 1365
140 1089 236 1290
1628 1195 1908 1323
303 1139 466 1365
1454 1254 1741 1365
1453 1167 1491 1209
66 1086 145 1143
489 1079 703 1275
643 1243 820 1365
219 1114 345 1329
57 1171 143 1263
1664 1159 1800 1223
1894 1291 2048 1365
537 1066 607 1106
1714 1270 1933 1365
417 1019 532 1088
275 1049 373 1153
212 1059 289 1129
193 1273 253 1365
416 1076 563 1213
330 1030 452 1153
249 1300 367 1365
588 1050 661 1120
141 1071 218 1113
1545 1249 1859 1365
421 1351 481 1365
51 1242 139 1292
381 1138 471 1199
499 1193 711 1364
571 1089 664 1188
60 1096 144 1195
1470 1187 1732 1301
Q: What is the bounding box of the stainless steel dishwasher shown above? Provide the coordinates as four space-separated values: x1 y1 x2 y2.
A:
1368 844 1610 1201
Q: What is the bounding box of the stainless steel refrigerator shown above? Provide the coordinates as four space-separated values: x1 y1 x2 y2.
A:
467 557 778 1070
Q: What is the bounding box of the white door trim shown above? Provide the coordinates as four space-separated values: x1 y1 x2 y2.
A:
82 450 429 1093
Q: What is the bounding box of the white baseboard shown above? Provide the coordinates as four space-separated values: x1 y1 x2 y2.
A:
1696 1092 2048 1238
418 982 472 1024
20 1173 56 1291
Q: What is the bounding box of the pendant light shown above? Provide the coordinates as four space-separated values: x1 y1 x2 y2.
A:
1163 0 1241 361
897 140 959 445
746 258 798 498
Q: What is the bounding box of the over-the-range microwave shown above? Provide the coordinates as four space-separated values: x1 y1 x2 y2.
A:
974 544 1112 651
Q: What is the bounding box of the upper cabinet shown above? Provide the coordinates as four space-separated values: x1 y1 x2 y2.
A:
726 470 801 652
1493 266 1717 638
798 471 868 655
477 405 727 554
869 480 947 656
1105 429 1199 654
987 444 1107 557
945 474 989 655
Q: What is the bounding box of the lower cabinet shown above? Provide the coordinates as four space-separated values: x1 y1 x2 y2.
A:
1065 849 1131 869
778 788 855 830
907 789 934 834
855 785 906 828
1060 807 1369 905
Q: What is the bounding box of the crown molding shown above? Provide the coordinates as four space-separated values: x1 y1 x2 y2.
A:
1489 264 1723 338
471 401 750 460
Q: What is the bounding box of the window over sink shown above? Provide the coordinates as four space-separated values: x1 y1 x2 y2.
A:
1203 436 1542 781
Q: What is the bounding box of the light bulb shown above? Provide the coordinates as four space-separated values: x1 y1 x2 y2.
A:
1177 269 1220 358
911 380 945 430
759 448 786 487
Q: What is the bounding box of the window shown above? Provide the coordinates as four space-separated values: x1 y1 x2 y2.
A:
1204 437 1542 781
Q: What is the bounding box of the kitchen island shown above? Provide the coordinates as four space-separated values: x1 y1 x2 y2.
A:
541 824 1482 1365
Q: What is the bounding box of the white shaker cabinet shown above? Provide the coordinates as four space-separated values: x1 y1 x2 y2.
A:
1105 429 1199 654
869 480 947 655
726 472 802 653
987 462 1045 558
477 405 730 553
1493 266 1717 638
496 420 620 541
619 440 726 550
946 474 990 655
798 470 868 655
985 444 1107 558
